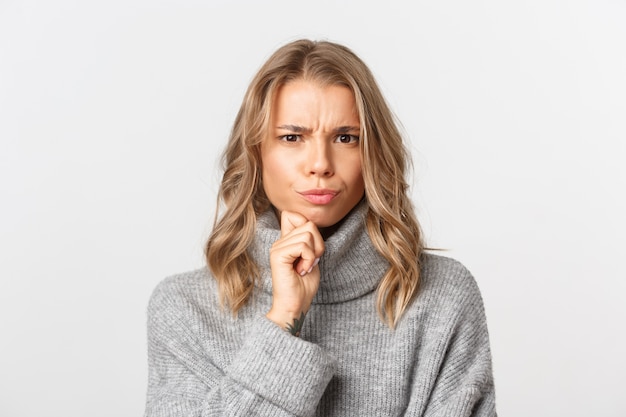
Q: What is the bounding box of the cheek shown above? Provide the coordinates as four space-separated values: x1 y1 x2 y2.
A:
261 152 289 193
346 158 364 187
354 172 365 195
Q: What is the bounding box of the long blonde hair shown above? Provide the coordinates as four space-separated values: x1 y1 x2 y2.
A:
206 39 424 328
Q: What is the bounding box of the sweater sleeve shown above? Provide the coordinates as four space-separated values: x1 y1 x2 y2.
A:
421 274 497 417
144 280 336 417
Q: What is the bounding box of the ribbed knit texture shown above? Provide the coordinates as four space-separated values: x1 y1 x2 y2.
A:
144 201 497 416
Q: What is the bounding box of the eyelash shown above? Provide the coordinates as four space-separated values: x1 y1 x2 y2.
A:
335 134 359 144
278 134 301 142
277 134 360 143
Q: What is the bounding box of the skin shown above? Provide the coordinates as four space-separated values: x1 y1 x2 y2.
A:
261 79 365 331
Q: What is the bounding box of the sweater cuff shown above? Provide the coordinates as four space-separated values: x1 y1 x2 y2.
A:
226 316 336 416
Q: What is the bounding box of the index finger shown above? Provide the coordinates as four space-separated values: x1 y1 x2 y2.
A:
279 210 309 237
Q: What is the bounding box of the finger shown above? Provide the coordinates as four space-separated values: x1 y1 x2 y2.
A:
276 211 325 275
274 223 325 258
272 234 317 260
286 226 324 274
295 255 320 277
271 228 322 275
280 210 309 237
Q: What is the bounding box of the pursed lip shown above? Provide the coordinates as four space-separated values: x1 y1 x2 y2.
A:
297 189 339 204
299 188 339 196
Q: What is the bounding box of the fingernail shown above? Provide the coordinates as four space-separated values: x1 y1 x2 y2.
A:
300 269 307 276
306 258 320 274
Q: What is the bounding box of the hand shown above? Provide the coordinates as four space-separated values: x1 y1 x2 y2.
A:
265 210 325 333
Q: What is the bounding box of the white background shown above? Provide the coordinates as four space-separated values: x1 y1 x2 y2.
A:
1 0 625 416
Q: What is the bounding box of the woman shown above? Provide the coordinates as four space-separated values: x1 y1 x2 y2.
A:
145 39 496 416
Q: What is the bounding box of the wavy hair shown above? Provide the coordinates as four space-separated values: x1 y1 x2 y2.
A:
206 39 424 328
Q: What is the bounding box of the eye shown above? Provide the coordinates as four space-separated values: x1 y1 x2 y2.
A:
279 134 301 142
335 134 359 144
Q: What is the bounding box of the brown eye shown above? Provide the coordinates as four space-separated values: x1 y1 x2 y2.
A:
280 135 300 142
335 134 359 144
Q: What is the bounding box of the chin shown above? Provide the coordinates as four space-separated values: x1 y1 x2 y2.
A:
303 208 343 228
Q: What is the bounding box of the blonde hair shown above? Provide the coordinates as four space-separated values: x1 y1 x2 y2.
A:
206 39 424 327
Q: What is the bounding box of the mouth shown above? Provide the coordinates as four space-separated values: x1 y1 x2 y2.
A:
298 189 339 205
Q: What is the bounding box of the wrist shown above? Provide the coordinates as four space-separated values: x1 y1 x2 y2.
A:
266 308 307 337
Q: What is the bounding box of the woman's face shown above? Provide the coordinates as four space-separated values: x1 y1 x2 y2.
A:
260 79 365 228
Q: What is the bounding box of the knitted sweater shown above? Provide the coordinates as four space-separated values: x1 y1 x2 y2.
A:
144 202 497 416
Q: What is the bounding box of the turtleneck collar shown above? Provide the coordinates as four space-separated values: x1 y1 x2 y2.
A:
250 200 390 304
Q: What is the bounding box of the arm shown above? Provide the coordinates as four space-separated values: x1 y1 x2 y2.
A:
144 284 335 417
421 278 497 417
145 211 328 416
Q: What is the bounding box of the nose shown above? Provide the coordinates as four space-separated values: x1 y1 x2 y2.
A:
307 141 334 177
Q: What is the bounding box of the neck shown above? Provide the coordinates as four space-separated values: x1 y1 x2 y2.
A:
251 199 389 304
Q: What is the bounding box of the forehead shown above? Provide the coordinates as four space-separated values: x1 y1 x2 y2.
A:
270 79 359 124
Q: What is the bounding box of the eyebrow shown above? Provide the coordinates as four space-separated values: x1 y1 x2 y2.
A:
276 124 360 134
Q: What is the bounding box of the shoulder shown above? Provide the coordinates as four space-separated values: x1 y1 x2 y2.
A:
147 267 218 319
420 252 481 294
396 252 492 352
415 252 487 317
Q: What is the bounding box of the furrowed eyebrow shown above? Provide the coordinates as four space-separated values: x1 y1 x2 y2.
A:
276 125 312 134
332 126 360 134
275 125 360 134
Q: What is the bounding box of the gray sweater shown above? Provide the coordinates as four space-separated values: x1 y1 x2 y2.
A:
144 202 497 416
